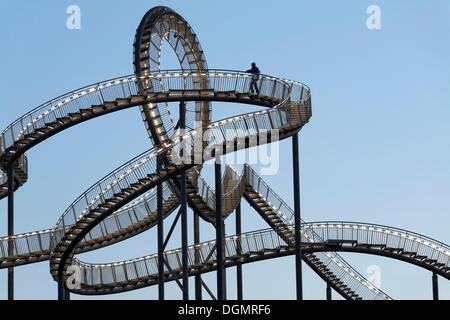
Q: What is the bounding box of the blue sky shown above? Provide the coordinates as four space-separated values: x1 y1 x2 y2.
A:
1 0 449 299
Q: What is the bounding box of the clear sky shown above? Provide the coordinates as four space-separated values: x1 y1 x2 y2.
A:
0 0 449 300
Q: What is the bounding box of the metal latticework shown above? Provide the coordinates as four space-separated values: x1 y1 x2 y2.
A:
0 5 447 301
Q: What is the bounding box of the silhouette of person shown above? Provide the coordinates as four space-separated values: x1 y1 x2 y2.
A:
245 62 260 95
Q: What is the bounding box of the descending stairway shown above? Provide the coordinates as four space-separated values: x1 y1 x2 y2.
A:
185 165 246 224
242 164 391 300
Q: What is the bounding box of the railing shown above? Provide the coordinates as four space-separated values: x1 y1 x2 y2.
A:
192 165 246 216
305 222 450 269
1 182 174 264
1 75 137 154
80 181 175 245
244 165 391 300
245 164 296 225
0 154 28 193
289 81 312 115
49 147 160 255
189 167 217 212
17 153 28 178
0 171 6 188
70 225 385 299
49 71 310 259
0 228 53 261
138 65 211 145
169 102 297 165
221 165 246 214
72 227 294 289
0 70 307 154
0 70 310 202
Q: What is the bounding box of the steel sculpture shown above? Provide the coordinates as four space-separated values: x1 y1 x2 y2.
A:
0 6 448 301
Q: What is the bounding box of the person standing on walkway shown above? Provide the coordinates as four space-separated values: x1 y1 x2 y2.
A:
245 62 260 95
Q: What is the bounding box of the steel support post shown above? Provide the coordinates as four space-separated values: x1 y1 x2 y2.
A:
7 164 14 300
157 155 164 300
215 160 224 300
57 267 65 300
292 133 303 300
236 202 243 300
64 289 70 300
194 211 202 300
223 221 227 300
6 163 14 300
326 283 332 300
432 272 439 300
180 101 189 300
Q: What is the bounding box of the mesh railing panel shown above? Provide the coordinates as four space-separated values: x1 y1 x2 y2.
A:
244 165 390 300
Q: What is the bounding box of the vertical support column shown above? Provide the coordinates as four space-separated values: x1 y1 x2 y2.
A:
292 133 303 300
157 155 165 300
223 221 227 301
326 283 332 300
215 160 224 300
180 101 189 300
58 267 65 300
64 288 71 301
432 272 439 300
236 202 243 300
7 164 14 301
194 211 202 300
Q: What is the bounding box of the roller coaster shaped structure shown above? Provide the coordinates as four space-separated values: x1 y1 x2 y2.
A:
0 6 448 300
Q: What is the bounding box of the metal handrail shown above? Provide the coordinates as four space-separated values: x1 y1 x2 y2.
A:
304 221 450 264
191 164 246 216
0 69 306 152
0 182 175 262
64 215 440 296
0 172 6 187
306 221 450 251
0 70 308 200
243 164 392 299
49 71 308 257
245 164 295 223
69 224 386 298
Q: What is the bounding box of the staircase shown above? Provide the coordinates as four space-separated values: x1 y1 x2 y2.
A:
0 155 28 199
50 159 192 279
242 164 390 300
244 188 361 300
184 165 245 224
